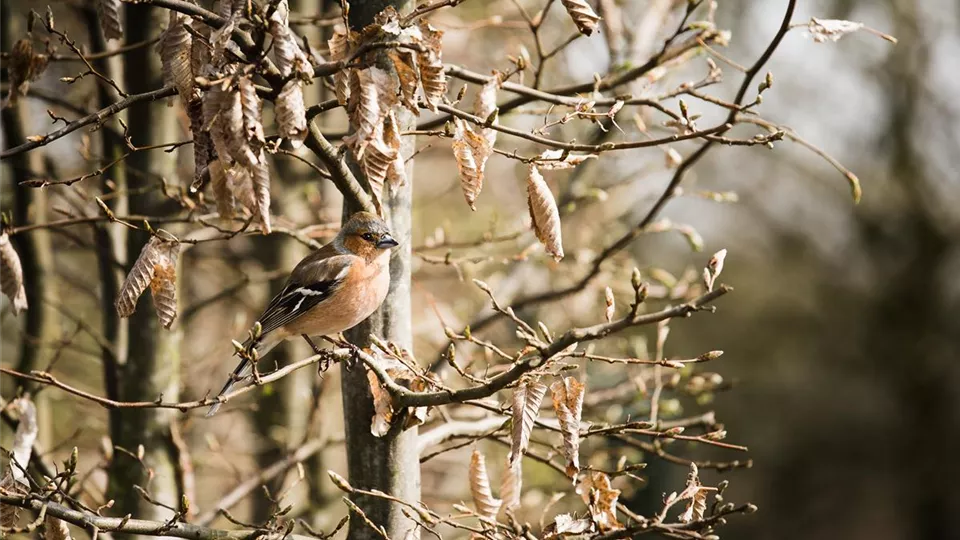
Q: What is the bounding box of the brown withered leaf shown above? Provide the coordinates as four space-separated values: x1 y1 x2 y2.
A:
543 513 596 539
209 14 237 65
417 21 446 111
369 368 394 437
0 233 28 315
189 20 211 78
346 67 396 159
188 99 213 192
328 27 351 106
238 77 265 150
269 4 315 80
384 111 408 189
510 379 547 466
97 0 123 41
561 0 602 36
550 377 585 477
208 159 235 218
248 159 272 234
500 455 523 512
44 516 73 540
158 11 196 105
3 397 37 487
527 165 564 261
275 80 308 148
469 450 502 520
221 84 259 167
202 81 236 166
388 49 420 114
116 232 180 329
535 149 598 170
474 75 500 149
580 471 622 532
451 118 492 210
677 463 708 523
4 38 49 107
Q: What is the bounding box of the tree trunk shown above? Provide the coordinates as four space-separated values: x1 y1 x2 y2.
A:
105 4 182 527
340 2 418 539
1 2 56 449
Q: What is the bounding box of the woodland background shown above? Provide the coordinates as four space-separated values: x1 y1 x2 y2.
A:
2 0 959 539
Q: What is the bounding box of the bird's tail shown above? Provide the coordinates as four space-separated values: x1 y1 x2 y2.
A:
206 335 280 417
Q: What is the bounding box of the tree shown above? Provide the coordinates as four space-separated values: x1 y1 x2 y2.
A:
0 1 895 539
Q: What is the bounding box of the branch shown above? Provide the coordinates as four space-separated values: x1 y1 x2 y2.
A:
0 494 315 540
304 121 376 213
0 86 176 160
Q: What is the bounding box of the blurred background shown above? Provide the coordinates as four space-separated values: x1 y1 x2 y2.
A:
2 0 959 539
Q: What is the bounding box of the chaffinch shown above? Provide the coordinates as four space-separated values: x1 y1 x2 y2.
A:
206 211 398 417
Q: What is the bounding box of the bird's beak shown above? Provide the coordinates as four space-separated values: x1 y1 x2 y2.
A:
376 234 399 249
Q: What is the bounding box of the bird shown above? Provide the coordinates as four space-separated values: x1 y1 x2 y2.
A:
206 211 399 417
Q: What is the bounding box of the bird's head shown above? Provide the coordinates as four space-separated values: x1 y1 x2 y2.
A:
339 211 399 260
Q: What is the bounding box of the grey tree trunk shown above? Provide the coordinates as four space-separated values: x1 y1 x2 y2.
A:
1 2 56 448
340 3 418 539
105 3 182 526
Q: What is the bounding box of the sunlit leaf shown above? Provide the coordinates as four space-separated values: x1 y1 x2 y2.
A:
561 0 601 36
551 377 585 477
527 165 564 261
96 0 123 41
469 450 502 520
0 233 28 315
510 379 547 465
116 231 180 329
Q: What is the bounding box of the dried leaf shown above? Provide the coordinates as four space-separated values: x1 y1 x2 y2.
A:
275 80 308 148
328 28 351 106
363 132 396 214
544 513 596 539
269 2 315 79
158 11 196 105
345 67 396 159
526 165 564 261
208 160 235 218
500 456 522 511
469 450 502 520
238 77 265 150
369 368 394 437
209 14 237 65
0 233 28 315
389 49 420 114
188 99 213 191
97 0 123 41
510 379 547 465
580 472 622 532
551 377 585 477
451 118 491 210
4 38 49 107
220 84 259 167
44 515 72 540
534 150 598 170
384 111 407 189
189 20 211 78
561 0 601 36
116 232 180 328
474 75 500 150
804 18 864 43
417 21 446 111
5 397 37 487
248 159 272 234
678 464 708 523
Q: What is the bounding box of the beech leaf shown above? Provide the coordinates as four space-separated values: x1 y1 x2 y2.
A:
0 233 28 315
561 0 601 36
551 377 585 477
510 379 547 465
469 450 502 520
96 0 123 41
116 231 180 329
527 165 564 261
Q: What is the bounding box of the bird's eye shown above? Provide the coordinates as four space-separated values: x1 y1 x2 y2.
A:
361 233 376 242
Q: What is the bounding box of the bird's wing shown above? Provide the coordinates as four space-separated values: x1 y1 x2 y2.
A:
255 246 357 337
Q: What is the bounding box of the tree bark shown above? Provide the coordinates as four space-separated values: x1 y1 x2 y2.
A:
340 2 418 539
105 3 182 527
1 2 56 448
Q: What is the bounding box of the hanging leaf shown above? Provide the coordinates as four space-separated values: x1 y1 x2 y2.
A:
4 397 37 487
209 14 237 65
580 472 622 532
474 75 500 150
451 118 491 210
248 159 272 234
510 379 547 465
4 38 49 107
535 149 598 170
44 515 73 540
384 111 407 189
275 80 308 148
269 1 315 80
500 456 523 511
328 27 352 106
202 81 237 167
469 450 502 520
526 165 564 261
238 77 265 151
551 377 585 477
97 0 123 41
804 18 863 43
189 19 211 77
544 513 596 539
158 11 196 105
389 49 420 114
208 159 235 218
0 233 28 315
369 368 394 437
220 84 259 167
678 463 708 523
116 231 180 329
345 67 396 159
561 0 601 36
417 21 446 111
188 99 214 192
